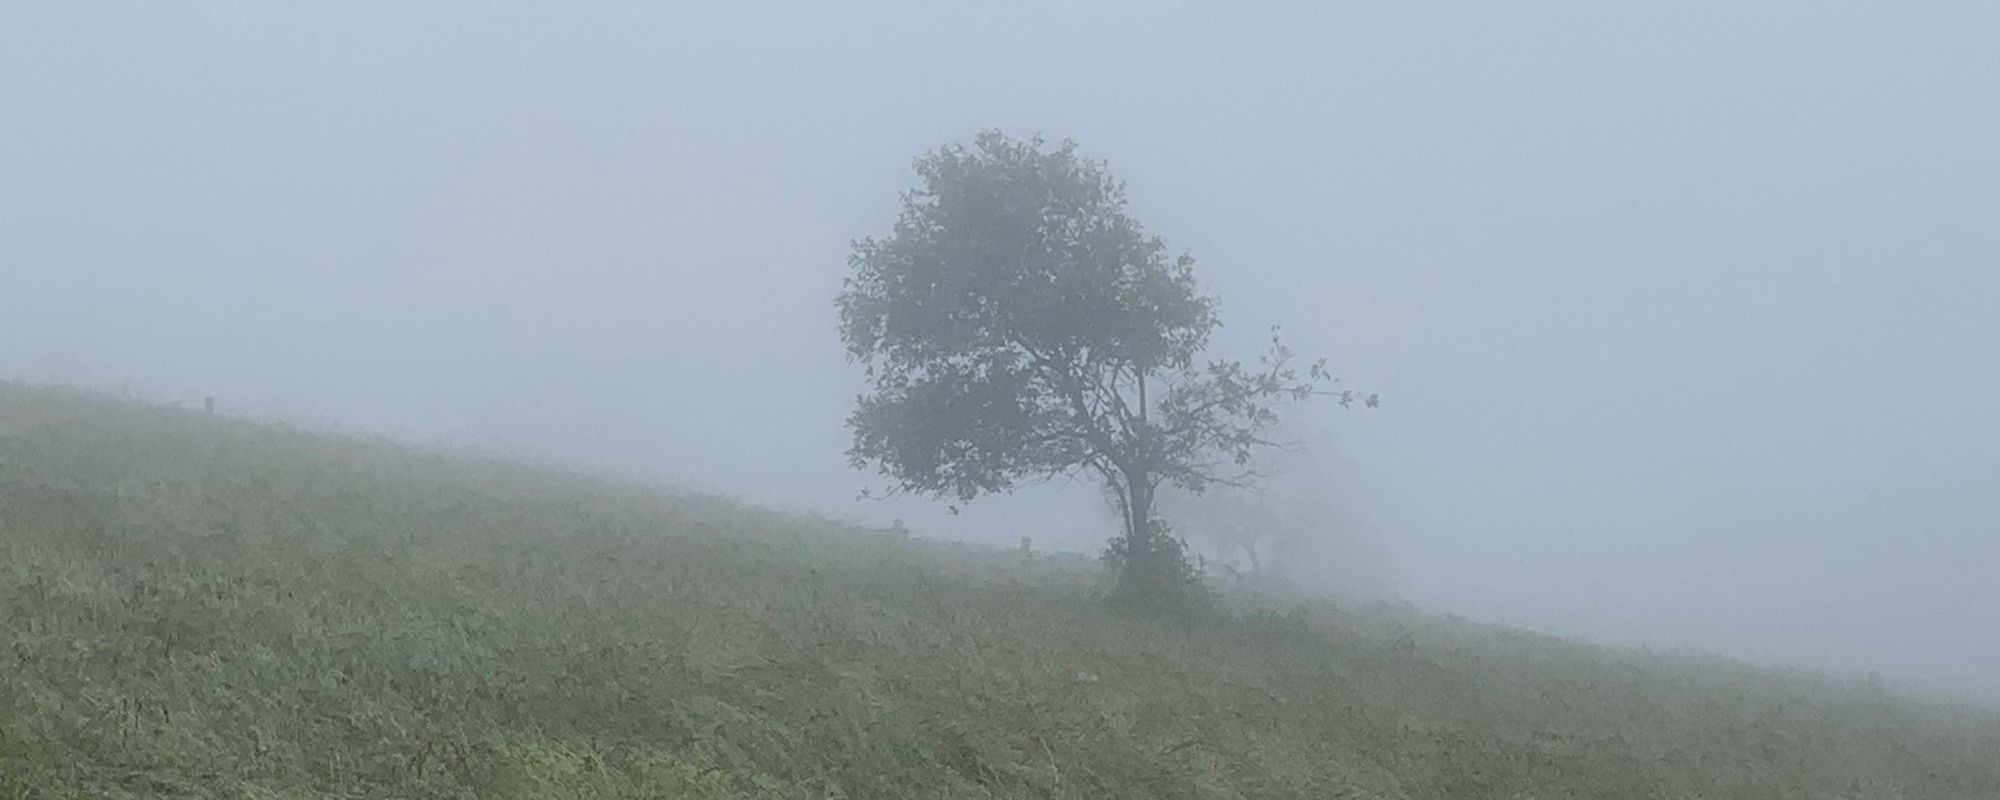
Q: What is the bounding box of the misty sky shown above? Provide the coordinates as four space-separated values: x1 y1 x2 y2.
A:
4 4 1997 702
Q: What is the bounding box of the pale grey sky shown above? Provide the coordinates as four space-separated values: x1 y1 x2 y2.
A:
4 3 1996 702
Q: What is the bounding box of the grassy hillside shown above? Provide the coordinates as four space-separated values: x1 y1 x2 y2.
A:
2 381 1996 799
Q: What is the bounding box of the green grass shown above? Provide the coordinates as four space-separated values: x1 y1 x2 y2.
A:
2 380 1996 799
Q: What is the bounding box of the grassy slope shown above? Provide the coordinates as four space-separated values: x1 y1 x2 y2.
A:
2 382 1996 800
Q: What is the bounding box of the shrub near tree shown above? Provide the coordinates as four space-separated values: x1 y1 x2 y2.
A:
837 130 1372 613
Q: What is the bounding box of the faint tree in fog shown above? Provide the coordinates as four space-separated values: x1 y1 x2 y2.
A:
1154 486 1275 573
837 130 1373 613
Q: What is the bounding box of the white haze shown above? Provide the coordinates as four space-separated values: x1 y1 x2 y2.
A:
3 4 1996 704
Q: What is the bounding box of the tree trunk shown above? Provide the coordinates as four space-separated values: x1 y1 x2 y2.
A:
1114 474 1174 606
1129 478 1155 562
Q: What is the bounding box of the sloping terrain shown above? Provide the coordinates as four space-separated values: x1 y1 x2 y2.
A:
2 381 1996 799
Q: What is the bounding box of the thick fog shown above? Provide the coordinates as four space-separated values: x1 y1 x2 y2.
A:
4 4 1996 703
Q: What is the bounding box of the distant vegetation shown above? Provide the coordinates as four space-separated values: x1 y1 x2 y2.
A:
4 381 1998 798
1152 413 1397 597
839 131 1371 613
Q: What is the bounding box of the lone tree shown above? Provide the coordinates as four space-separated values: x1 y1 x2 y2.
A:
838 131 1371 611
